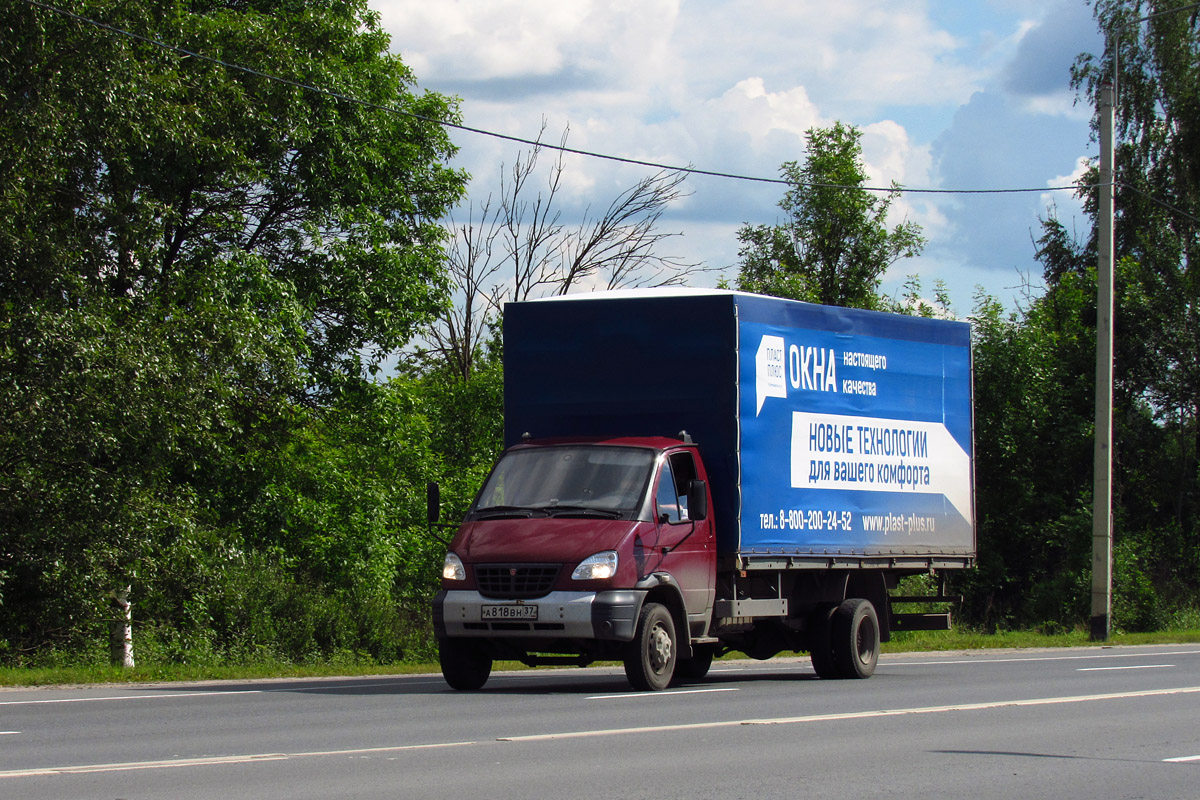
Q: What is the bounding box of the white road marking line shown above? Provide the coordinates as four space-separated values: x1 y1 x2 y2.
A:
0 690 263 707
588 688 739 700
500 685 1200 741
0 732 19 735
0 742 477 779
0 679 426 708
6 686 1200 778
1077 665 1175 672
1163 755 1200 763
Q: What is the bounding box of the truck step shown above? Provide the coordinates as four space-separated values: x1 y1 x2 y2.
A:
519 654 596 668
888 595 963 604
890 612 952 631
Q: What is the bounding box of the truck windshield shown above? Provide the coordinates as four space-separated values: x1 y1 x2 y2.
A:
475 446 654 516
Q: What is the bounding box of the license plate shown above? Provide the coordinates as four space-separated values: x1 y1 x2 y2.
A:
482 604 538 621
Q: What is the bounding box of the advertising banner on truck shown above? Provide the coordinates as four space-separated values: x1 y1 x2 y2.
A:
735 294 974 556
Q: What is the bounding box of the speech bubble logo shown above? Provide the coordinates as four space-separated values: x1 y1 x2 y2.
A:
755 335 787 415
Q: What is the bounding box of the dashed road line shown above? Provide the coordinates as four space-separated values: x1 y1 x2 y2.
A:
0 741 476 779
1077 664 1175 671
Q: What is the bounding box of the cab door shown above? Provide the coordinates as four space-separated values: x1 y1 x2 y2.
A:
653 450 716 636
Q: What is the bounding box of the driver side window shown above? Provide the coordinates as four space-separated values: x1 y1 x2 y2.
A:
656 452 697 524
655 460 682 523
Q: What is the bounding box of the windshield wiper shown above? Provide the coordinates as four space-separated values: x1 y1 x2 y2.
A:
540 505 623 519
473 505 551 519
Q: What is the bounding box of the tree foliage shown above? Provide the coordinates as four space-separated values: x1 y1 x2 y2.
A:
961 266 1096 628
1073 1 1200 435
1075 1 1200 620
0 0 466 663
2 0 464 388
734 122 925 310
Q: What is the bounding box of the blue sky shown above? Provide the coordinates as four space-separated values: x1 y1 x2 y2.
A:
377 0 1106 313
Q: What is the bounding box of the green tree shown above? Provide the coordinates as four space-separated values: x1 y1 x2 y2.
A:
734 122 925 310
961 266 1096 630
0 0 465 660
2 0 464 389
1066 0 1200 625
1073 0 1200 538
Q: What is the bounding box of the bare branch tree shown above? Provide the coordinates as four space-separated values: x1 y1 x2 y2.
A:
424 122 709 379
502 123 567 303
560 168 696 294
423 194 504 381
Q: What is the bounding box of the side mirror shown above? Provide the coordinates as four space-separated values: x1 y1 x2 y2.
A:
687 479 708 522
426 482 441 525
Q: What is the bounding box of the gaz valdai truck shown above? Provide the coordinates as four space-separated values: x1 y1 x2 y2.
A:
430 289 975 690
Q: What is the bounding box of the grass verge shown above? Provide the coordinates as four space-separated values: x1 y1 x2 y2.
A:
883 627 1200 653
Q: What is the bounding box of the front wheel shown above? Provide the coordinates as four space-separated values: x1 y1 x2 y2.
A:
624 602 677 691
830 598 879 679
439 638 492 690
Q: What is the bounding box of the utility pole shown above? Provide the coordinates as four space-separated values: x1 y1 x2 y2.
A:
1090 80 1115 642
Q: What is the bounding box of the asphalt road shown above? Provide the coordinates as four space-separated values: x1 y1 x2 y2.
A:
2 644 1199 799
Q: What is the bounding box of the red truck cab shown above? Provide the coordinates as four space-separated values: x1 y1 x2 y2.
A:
433 436 716 690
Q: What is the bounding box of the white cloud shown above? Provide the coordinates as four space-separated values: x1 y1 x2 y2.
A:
380 0 682 94
669 1 980 113
707 78 826 147
374 0 1100 311
1039 155 1092 235
381 2 596 80
861 120 926 187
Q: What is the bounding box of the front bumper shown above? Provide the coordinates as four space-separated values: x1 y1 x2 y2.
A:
434 589 643 642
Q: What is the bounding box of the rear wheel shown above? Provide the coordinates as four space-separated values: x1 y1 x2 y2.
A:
624 602 677 691
674 645 715 684
830 598 879 679
439 638 492 690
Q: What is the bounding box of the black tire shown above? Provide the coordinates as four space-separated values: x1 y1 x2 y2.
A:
674 645 715 684
807 604 839 679
624 602 677 691
439 638 492 690
830 598 879 679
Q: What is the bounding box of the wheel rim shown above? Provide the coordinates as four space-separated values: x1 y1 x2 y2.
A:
649 621 672 673
855 614 877 665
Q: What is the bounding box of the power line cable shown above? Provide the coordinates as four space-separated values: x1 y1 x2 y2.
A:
18 0 1103 197
1118 183 1200 226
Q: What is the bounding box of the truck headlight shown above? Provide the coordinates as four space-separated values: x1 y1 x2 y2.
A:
572 550 618 580
442 552 466 581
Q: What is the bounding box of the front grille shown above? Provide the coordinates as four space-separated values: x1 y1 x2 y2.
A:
475 564 560 598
